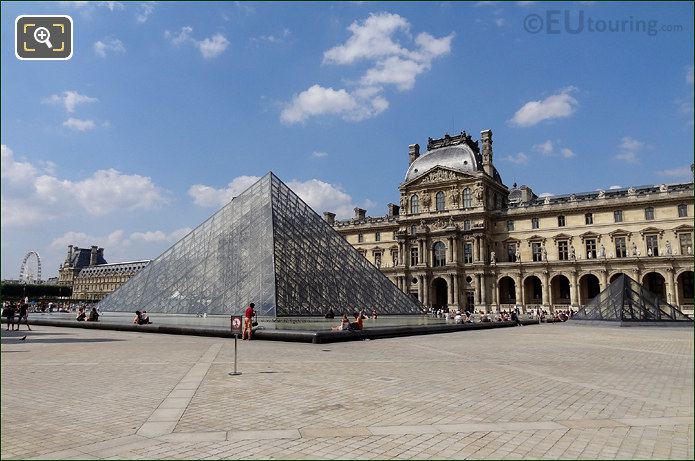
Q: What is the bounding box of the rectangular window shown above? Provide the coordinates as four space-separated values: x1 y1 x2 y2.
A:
585 238 597 259
375 231 381 242
615 237 627 258
531 242 542 262
410 247 419 266
463 220 471 231
507 220 514 231
464 243 473 264
645 207 654 220
585 213 593 225
614 210 623 223
531 217 539 229
507 242 517 262
646 235 659 256
678 204 688 217
391 250 398 267
558 240 569 261
558 215 565 227
358 233 364 243
679 233 692 255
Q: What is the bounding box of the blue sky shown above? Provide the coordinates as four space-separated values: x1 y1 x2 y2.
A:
1 1 693 279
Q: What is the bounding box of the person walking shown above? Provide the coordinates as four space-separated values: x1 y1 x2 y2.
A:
242 303 256 340
15 303 32 331
4 303 16 331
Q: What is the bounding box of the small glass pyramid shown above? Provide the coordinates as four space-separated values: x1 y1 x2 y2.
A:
572 274 692 322
97 173 422 317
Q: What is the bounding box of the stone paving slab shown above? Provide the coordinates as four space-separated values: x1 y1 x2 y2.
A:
1 324 693 459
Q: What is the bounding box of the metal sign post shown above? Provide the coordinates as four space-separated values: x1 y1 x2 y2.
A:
229 315 242 376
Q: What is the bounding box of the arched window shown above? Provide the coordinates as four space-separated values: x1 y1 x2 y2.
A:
462 188 472 208
433 242 446 267
435 191 445 211
410 194 419 214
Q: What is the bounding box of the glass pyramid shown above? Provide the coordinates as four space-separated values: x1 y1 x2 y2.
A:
572 274 692 323
97 173 422 317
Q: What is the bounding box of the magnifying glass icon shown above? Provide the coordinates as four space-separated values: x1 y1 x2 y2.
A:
33 27 53 49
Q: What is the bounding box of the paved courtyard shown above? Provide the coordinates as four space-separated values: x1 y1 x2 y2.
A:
1 323 693 460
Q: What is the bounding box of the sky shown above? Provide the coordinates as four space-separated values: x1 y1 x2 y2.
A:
1 1 693 280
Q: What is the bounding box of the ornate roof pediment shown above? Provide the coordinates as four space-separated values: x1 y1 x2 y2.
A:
640 226 664 236
552 233 573 241
402 166 473 188
579 231 601 241
674 224 694 233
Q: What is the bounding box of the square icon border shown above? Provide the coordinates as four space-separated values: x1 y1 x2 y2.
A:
15 14 74 61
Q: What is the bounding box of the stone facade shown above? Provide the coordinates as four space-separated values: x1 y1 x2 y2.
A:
331 130 695 315
58 245 149 301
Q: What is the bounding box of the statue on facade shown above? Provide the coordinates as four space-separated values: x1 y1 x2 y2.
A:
569 246 576 260
597 190 605 199
631 241 638 256
474 185 484 203
421 193 431 209
543 196 551 205
400 195 407 210
541 246 547 261
647 247 653 257
665 240 672 255
490 251 496 264
449 189 459 208
447 216 455 228
660 184 668 193
628 187 636 196
515 247 521 262
599 244 606 258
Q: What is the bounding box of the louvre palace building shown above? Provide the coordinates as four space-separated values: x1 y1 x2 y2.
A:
328 130 695 315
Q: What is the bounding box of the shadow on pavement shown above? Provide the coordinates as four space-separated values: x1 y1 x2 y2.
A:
0 337 124 344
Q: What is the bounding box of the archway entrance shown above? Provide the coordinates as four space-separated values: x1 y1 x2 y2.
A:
550 274 571 307
643 272 666 303
677 271 694 307
498 276 516 305
523 276 543 306
610 272 627 283
579 274 601 305
432 277 448 310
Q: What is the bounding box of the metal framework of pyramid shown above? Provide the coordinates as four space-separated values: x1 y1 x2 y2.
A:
97 173 422 317
571 274 692 323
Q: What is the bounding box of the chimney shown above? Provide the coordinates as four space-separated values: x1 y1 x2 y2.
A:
354 207 366 220
323 212 336 225
66 244 73 263
408 144 420 165
481 129 493 176
90 245 98 266
387 203 400 217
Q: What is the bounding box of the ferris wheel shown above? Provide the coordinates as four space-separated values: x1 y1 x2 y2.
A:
19 251 42 283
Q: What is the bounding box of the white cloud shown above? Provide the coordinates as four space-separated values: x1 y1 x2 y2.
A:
188 175 260 207
130 227 192 243
538 192 554 197
323 13 410 65
560 147 575 158
614 136 643 164
165 26 193 46
63 118 96 131
503 152 529 165
136 1 155 23
252 28 291 45
196 34 230 59
43 90 98 113
312 151 328 158
1 145 168 228
495 18 506 27
94 37 126 57
609 185 622 189
516 1 537 5
283 13 451 124
280 84 388 124
533 140 554 155
510 87 579 127
189 176 370 219
50 230 126 252
165 27 229 59
657 166 692 179
59 1 124 11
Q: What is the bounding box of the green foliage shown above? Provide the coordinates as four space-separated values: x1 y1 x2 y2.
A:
0 282 72 300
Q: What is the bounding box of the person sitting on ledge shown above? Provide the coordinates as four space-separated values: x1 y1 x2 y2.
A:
86 307 99 322
371 309 378 320
133 310 147 325
351 311 364 331
76 307 86 322
141 311 152 324
331 314 350 331
454 311 462 324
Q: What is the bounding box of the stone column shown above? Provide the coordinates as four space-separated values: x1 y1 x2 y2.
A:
418 275 424 303
423 275 430 307
600 269 608 291
542 271 550 308
667 268 676 304
452 237 458 264
452 274 459 308
418 240 424 266
514 276 522 307
473 236 480 262
570 271 579 307
490 274 498 313
474 274 481 305
480 273 487 307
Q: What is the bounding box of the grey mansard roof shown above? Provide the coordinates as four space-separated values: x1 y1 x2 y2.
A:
404 142 502 184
